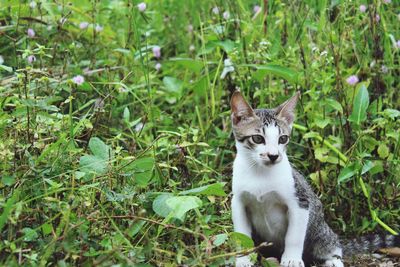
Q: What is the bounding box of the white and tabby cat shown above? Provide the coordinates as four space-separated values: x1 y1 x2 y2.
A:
230 91 400 266
230 91 343 267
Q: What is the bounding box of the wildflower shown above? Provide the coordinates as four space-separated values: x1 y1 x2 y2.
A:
220 58 235 79
223 11 230 20
381 65 388 73
29 1 36 9
396 40 400 49
27 28 35 38
212 6 219 15
187 24 193 33
0 55 4 65
189 45 195 51
383 0 391 3
27 55 36 63
375 14 380 22
138 2 146 12
155 62 162 71
95 25 103 32
359 5 367 12
72 75 85 85
346 75 359 86
253 5 261 13
135 122 144 132
152 46 161 58
79 22 89 30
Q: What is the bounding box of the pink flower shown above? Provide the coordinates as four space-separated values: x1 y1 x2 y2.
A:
212 6 219 15
79 22 89 29
359 5 367 12
138 2 146 12
396 40 400 48
152 46 161 58
27 55 36 63
383 0 391 3
375 14 380 22
95 25 103 32
346 75 359 86
27 28 35 38
253 5 261 13
72 75 85 85
155 63 161 71
223 11 230 20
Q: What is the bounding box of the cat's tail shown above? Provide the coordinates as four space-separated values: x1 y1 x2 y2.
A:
341 234 400 256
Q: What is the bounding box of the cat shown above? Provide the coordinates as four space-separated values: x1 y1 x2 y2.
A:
230 91 344 267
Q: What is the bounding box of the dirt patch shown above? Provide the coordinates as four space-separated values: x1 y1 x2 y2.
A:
344 254 400 267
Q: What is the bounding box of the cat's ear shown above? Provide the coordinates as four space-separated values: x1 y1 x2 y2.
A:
230 91 255 125
275 91 300 126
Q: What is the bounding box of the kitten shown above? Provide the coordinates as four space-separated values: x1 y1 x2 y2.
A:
230 91 343 267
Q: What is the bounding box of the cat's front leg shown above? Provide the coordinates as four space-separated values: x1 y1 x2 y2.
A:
280 204 309 267
231 194 253 267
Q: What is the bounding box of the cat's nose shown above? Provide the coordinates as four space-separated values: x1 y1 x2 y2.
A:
267 154 279 162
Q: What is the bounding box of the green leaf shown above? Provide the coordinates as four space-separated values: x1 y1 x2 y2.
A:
89 137 110 161
22 227 38 242
169 58 203 73
128 221 146 237
129 157 155 187
79 155 108 174
246 64 299 84
338 164 357 184
123 107 130 122
215 40 236 53
325 98 343 113
382 108 400 120
166 196 202 221
1 175 16 186
348 84 369 125
42 223 53 235
152 194 174 218
163 76 183 94
0 190 19 232
0 64 13 72
230 232 254 249
213 233 228 246
179 182 226 196
377 144 389 159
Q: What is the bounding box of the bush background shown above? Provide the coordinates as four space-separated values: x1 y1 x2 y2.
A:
0 0 399 266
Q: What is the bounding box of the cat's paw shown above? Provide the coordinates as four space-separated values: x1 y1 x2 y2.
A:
235 256 253 267
280 258 305 267
323 259 344 267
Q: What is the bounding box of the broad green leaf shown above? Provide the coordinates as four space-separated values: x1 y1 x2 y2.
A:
0 64 12 72
89 137 110 161
338 164 357 184
42 223 53 235
152 194 173 218
245 64 299 84
1 175 16 186
129 157 155 187
348 84 369 125
128 221 146 237
325 98 343 113
377 144 389 159
123 107 130 122
22 227 38 242
166 196 202 221
230 232 254 248
382 108 400 120
79 155 108 174
163 76 183 93
169 58 203 73
215 40 236 53
213 233 228 246
179 182 226 196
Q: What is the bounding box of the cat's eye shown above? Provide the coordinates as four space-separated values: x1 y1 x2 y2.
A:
278 135 289 144
251 135 264 144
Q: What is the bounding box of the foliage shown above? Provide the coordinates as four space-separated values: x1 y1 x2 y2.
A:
0 0 399 266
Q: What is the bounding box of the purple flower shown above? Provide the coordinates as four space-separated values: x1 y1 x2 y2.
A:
138 2 146 12
223 11 230 20
0 55 4 65
27 28 35 38
383 0 391 3
152 46 161 58
72 75 85 85
79 22 89 29
27 55 36 64
95 25 103 32
253 5 261 13
359 5 367 12
346 75 359 86
155 62 161 71
212 6 219 15
396 40 400 49
375 14 380 22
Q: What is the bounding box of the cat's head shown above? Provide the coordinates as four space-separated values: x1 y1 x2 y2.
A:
230 91 299 166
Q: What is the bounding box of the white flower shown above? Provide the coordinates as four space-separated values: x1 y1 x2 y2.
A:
29 1 37 9
189 45 195 51
95 25 103 32
79 22 89 30
223 11 230 20
138 2 146 12
72 75 85 85
135 122 144 132
212 6 219 15
155 63 162 71
220 58 235 79
0 55 4 65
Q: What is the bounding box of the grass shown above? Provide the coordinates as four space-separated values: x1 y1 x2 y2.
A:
0 0 399 266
